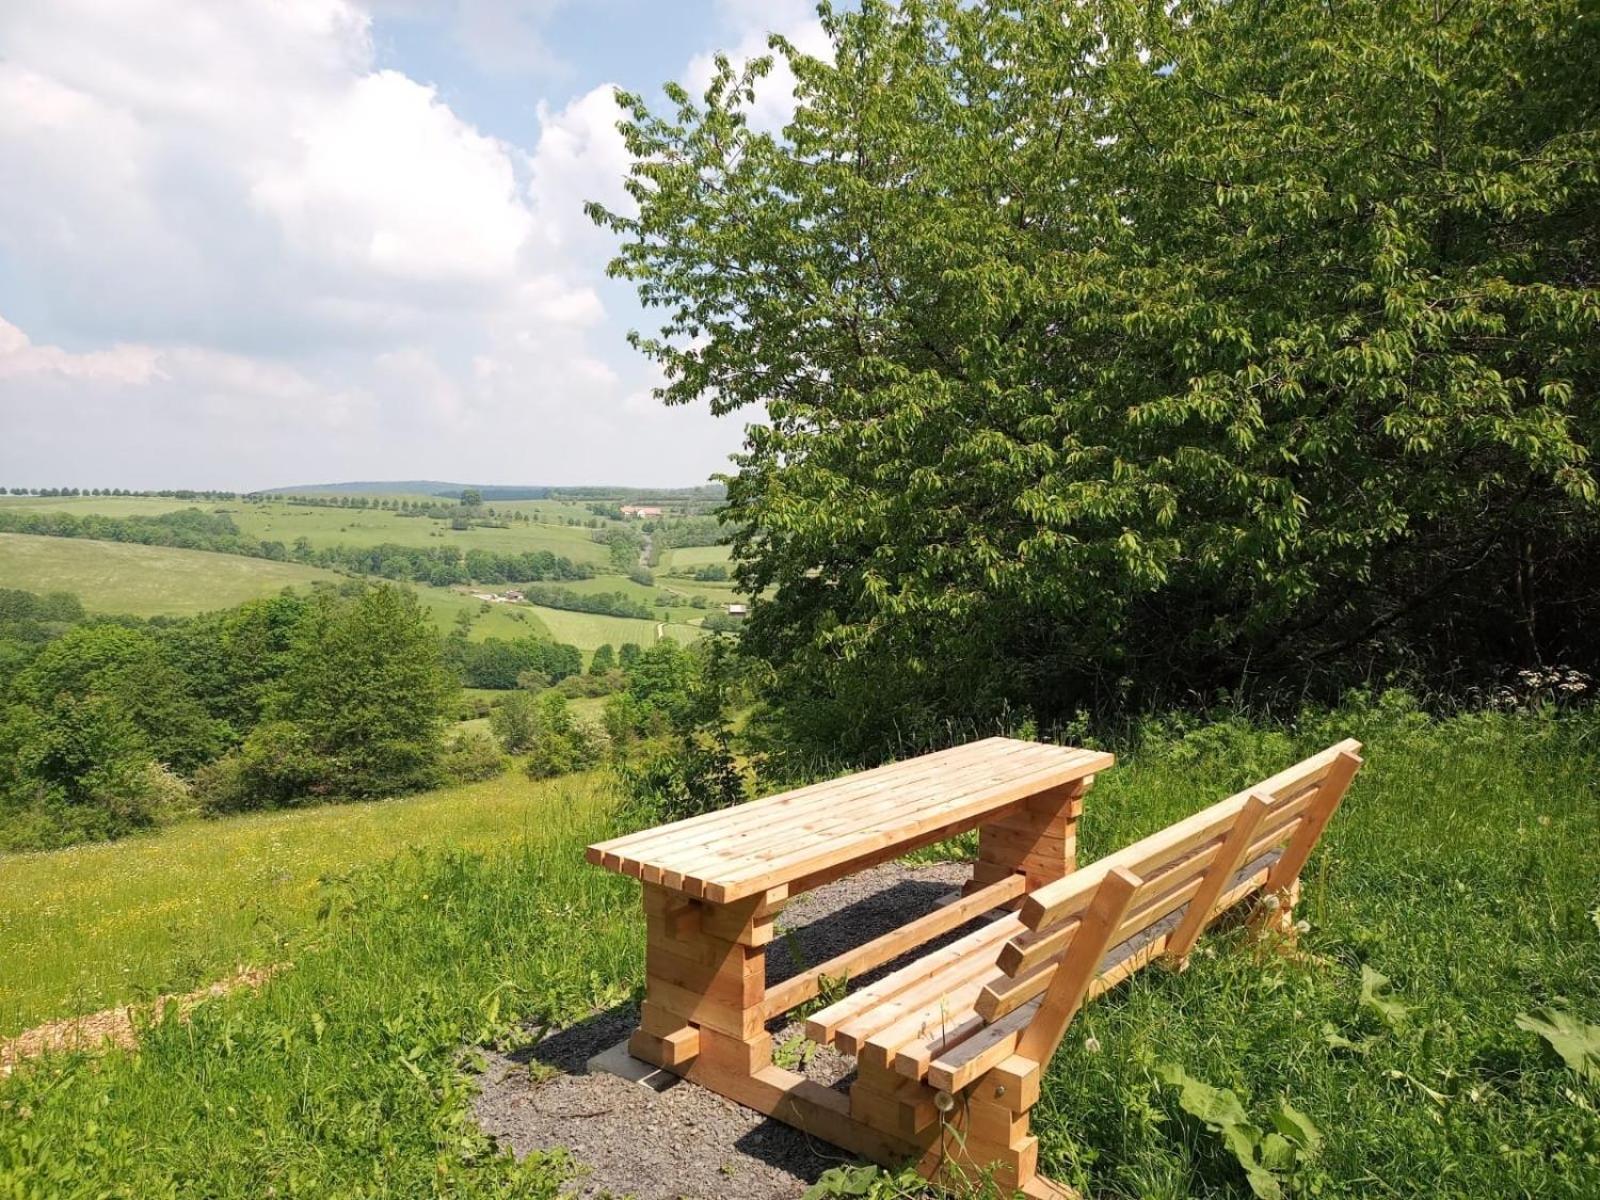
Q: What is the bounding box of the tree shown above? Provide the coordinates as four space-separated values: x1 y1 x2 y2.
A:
266 585 455 799
460 488 483 508
594 0 1600 760
589 643 616 675
489 691 539 753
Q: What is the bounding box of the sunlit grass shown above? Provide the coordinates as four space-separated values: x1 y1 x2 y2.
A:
0 771 614 1036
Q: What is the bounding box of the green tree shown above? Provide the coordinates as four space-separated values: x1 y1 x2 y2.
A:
594 0 1600 759
589 643 616 675
267 585 455 799
489 691 539 753
460 488 483 507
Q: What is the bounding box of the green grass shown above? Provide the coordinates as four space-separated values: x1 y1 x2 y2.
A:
0 771 612 1037
226 500 616 564
3 700 1596 1196
526 604 701 654
416 587 553 643
660 542 733 569
0 495 202 519
0 533 341 617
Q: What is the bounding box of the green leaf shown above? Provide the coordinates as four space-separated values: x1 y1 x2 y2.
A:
1360 965 1412 1029
1516 1007 1600 1083
1321 1022 1374 1055
1156 1062 1250 1127
1272 1100 1323 1157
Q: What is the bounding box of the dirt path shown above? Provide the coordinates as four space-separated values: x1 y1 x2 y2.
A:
0 964 284 1076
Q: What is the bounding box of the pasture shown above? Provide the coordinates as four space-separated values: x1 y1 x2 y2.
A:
0 533 339 617
0 771 612 1037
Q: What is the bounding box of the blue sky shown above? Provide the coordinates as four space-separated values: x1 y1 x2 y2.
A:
0 1 826 490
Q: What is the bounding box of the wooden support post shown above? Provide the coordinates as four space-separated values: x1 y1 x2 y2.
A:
1164 792 1272 969
1257 750 1362 917
968 778 1090 900
1016 868 1141 1066
633 884 774 1074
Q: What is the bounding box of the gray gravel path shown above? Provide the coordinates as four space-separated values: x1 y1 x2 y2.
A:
472 859 977 1199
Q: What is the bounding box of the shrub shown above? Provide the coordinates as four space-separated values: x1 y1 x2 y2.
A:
489 692 539 753
439 731 506 783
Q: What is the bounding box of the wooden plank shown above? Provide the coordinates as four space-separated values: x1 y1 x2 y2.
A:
590 738 1040 868
646 744 1066 895
927 859 1281 1091
763 873 1024 1018
664 751 1059 894
805 913 1022 1045
855 975 990 1070
1164 791 1272 965
706 751 1113 902
1016 868 1142 1065
1020 740 1356 931
981 826 1297 1020
672 746 1094 891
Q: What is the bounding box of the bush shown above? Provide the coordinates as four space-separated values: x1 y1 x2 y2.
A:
196 721 330 813
489 692 539 753
523 693 604 780
439 731 506 783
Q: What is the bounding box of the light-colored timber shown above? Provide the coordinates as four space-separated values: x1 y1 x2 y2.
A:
587 737 1362 1198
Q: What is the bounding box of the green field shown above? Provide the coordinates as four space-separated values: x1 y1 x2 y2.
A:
0 495 205 519
529 604 698 653
660 542 733 570
2 703 1596 1196
0 771 611 1036
0 533 341 617
226 500 617 564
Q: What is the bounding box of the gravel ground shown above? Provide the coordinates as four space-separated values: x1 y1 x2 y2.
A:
473 859 979 1199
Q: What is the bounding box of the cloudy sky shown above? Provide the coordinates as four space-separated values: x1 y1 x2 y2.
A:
0 0 824 491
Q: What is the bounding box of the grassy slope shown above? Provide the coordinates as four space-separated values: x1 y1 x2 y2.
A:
2 702 1597 1197
0 771 611 1036
0 533 340 617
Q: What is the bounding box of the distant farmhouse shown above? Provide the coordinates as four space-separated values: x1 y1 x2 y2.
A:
620 505 664 518
724 602 748 617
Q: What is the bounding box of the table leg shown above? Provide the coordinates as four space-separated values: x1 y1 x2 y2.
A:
631 884 778 1077
966 776 1092 898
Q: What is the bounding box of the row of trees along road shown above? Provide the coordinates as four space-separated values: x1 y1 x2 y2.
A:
593 0 1600 762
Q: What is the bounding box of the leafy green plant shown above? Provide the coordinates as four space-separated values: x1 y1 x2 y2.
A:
1358 965 1413 1031
1156 1063 1323 1199
1517 1007 1600 1083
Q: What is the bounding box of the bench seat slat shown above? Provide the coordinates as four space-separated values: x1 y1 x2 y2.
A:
805 911 1023 1045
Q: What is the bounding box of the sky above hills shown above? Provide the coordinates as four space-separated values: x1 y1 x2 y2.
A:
0 1 824 490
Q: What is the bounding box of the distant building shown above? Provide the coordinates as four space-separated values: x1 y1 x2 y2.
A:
725 603 748 617
620 505 664 518
504 590 524 602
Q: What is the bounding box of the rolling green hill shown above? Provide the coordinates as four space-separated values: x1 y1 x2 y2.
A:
0 533 340 617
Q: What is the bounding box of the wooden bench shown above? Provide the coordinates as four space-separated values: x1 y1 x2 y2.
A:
587 735 1362 1198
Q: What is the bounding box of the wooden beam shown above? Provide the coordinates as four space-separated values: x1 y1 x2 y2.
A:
1016 868 1142 1066
764 873 1024 1019
1260 750 1362 902
1164 791 1272 966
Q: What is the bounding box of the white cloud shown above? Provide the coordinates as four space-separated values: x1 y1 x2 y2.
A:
0 0 784 489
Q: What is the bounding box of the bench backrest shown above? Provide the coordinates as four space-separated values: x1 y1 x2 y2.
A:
990 738 1364 1067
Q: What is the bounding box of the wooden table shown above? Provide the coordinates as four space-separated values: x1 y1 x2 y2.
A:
586 736 1112 1165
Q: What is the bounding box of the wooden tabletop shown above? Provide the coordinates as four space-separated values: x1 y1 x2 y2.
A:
587 736 1113 904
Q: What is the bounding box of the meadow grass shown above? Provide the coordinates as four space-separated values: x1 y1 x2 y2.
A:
2 699 1596 1197
225 500 616 564
0 533 340 617
0 771 612 1036
526 604 702 653
658 542 733 570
